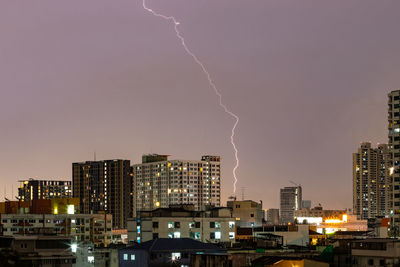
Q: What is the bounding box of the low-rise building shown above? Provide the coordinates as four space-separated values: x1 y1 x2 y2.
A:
227 200 263 227
237 225 309 247
0 235 76 266
18 178 72 201
351 239 400 267
128 206 236 244
119 238 227 267
0 213 113 247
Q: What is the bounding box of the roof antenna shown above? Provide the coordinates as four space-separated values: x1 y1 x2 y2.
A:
94 150 97 161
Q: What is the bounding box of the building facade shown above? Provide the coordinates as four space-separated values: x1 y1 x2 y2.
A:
72 159 131 229
280 186 302 224
0 213 113 247
18 178 72 201
388 90 400 226
227 200 263 227
353 142 390 220
266 209 280 225
127 206 235 244
133 154 221 212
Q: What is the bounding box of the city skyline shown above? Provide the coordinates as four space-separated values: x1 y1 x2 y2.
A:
2 0 400 210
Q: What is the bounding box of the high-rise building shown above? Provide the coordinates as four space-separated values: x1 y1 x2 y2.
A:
280 186 302 224
18 179 72 201
353 142 390 220
388 90 400 225
72 159 132 229
133 154 221 212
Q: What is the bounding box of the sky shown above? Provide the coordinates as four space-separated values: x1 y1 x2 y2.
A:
1 0 400 209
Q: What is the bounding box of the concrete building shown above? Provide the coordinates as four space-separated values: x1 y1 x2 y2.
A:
0 235 76 266
0 213 113 247
353 142 390 220
18 178 72 201
302 200 311 209
127 206 235 244
227 200 263 227
294 205 347 219
72 159 132 229
236 224 309 247
352 239 400 267
388 90 400 226
119 238 227 267
266 209 280 225
132 154 221 212
0 198 79 215
280 186 302 224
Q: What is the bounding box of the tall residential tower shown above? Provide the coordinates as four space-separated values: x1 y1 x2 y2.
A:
133 154 221 213
72 159 132 229
353 142 390 219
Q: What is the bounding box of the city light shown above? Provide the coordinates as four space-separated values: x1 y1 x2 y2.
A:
71 243 78 253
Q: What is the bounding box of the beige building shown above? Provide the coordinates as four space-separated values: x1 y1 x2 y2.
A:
227 200 263 227
353 142 390 219
133 154 221 213
0 213 113 247
127 206 235 244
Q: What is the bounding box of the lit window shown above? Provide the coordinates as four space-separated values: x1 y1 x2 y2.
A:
131 254 135 261
171 252 181 261
123 254 128 260
229 221 235 228
229 232 235 239
87 256 94 263
215 231 221 239
173 232 181 238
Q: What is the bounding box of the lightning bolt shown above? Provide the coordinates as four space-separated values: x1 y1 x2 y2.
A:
142 0 240 193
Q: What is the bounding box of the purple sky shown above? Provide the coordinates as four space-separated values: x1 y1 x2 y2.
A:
1 0 400 209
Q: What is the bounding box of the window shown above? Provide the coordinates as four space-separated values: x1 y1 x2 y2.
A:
195 222 201 228
229 221 235 228
173 232 180 238
153 233 159 239
250 213 254 217
229 232 235 239
215 231 221 239
131 254 135 261
175 222 180 228
368 259 374 265
153 222 159 228
210 232 215 239
168 222 174 229
210 222 215 228
123 254 128 260
189 232 201 240
171 252 181 261
189 222 195 228
215 222 221 228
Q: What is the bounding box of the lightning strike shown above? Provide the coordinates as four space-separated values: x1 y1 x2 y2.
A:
142 0 240 193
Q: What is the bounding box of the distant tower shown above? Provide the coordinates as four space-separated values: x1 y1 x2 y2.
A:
353 142 390 220
280 186 302 224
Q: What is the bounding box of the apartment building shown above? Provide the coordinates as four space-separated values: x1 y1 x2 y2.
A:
353 142 390 219
18 178 72 201
0 213 113 247
227 200 263 227
127 206 235 243
132 154 221 212
72 159 131 229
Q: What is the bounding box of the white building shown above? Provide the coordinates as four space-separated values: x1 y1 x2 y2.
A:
0 213 113 247
127 206 235 244
133 154 221 212
280 186 302 224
